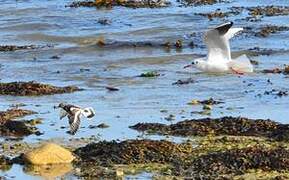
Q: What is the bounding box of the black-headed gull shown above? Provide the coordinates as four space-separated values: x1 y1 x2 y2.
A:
185 22 253 74
56 103 95 135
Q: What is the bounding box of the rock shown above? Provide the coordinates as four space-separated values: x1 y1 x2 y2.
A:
96 123 110 128
105 86 119 91
23 143 75 165
172 78 195 85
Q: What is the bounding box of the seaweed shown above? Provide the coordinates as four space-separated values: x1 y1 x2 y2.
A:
177 146 289 178
68 0 170 8
178 0 227 7
130 116 289 140
0 109 40 137
255 25 289 37
0 81 81 96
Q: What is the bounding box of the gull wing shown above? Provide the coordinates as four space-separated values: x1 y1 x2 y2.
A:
204 22 242 63
224 27 243 40
68 110 82 135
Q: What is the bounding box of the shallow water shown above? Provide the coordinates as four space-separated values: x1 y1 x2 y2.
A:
1 0 289 179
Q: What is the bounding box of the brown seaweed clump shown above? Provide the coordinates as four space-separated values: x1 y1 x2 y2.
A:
0 45 52 52
74 139 192 166
0 108 40 137
0 109 35 122
262 65 289 75
68 0 170 8
0 156 12 171
188 98 223 105
74 139 193 178
195 8 242 20
0 45 36 52
73 137 289 178
0 81 81 96
255 25 289 37
196 10 229 20
130 116 289 139
177 146 289 178
249 6 289 17
177 0 226 6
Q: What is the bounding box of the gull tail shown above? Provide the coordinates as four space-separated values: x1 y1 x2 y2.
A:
228 54 254 73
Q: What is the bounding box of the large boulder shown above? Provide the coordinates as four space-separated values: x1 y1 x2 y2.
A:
23 143 75 165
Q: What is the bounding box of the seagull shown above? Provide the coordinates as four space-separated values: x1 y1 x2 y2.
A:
184 22 253 74
56 103 95 135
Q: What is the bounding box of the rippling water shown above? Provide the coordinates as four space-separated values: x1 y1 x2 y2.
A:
1 0 289 179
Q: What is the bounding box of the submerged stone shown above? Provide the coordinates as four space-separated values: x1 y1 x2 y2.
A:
172 78 195 85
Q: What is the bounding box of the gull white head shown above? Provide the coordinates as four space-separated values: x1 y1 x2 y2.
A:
191 58 207 70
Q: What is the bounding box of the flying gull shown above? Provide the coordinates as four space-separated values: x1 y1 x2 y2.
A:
185 22 253 74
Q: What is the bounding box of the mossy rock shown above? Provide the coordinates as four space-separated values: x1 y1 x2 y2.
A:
23 143 75 165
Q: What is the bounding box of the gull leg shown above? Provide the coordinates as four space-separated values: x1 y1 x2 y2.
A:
230 67 244 75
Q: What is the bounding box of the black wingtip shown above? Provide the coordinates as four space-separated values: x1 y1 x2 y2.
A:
215 22 233 35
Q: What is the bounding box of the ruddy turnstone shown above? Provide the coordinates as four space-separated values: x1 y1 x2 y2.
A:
56 103 95 135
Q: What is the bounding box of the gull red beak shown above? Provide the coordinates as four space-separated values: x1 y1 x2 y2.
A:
184 64 192 69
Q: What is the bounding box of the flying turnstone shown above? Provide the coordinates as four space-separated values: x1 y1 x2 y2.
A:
56 103 95 135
